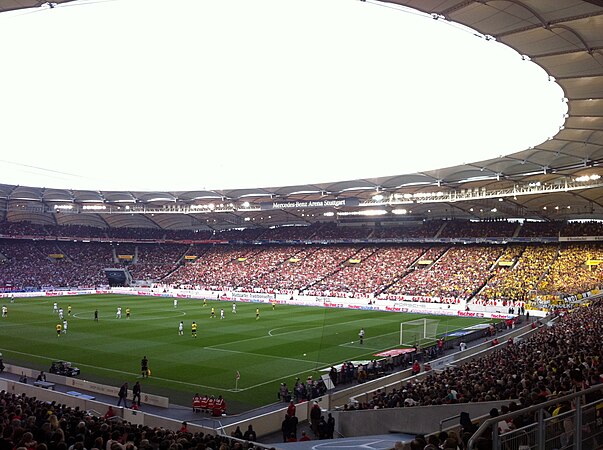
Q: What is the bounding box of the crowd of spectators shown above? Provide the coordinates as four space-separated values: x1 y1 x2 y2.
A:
2 218 603 243
309 246 425 296
1 218 602 301
316 223 372 240
561 220 603 237
256 246 359 294
161 246 264 291
258 224 321 241
386 246 502 300
214 228 267 241
0 240 107 290
475 245 558 304
0 237 600 304
127 245 188 282
163 229 213 241
0 391 268 450
517 221 563 238
0 221 50 237
371 221 444 240
538 244 603 297
438 220 518 238
239 247 317 293
45 224 108 239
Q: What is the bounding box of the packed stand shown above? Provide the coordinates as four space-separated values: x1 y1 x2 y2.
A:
277 246 361 294
105 227 166 241
438 220 518 238
260 223 322 241
127 244 188 281
370 222 443 240
0 240 114 290
0 221 49 237
163 229 213 241
44 224 107 239
0 390 268 450
386 246 502 300
56 242 114 287
517 221 563 238
233 246 305 292
162 245 262 291
474 245 525 304
213 228 267 241
538 244 603 297
560 220 603 237
311 246 425 297
315 223 372 240
245 247 316 293
474 245 557 305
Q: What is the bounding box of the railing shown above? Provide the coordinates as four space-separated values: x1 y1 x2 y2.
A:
468 384 603 450
440 414 461 432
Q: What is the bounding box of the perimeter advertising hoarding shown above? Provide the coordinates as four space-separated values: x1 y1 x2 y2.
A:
260 198 359 210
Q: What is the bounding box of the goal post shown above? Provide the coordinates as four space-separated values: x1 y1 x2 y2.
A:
400 318 439 347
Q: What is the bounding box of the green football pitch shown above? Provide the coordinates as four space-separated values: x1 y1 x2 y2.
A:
0 294 491 412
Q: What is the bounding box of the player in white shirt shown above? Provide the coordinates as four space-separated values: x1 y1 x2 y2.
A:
1 305 7 318
58 308 64 320
116 307 122 319
220 308 225 319
173 299 178 308
62 320 68 334
178 321 184 335
53 302 58 313
232 303 237 314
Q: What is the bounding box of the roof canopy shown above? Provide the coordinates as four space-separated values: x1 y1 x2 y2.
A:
0 0 601 229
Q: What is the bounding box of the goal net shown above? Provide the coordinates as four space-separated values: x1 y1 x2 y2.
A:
400 318 439 347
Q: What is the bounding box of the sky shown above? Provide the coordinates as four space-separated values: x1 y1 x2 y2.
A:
0 0 567 192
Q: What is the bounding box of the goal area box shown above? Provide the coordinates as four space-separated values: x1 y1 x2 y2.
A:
400 318 439 347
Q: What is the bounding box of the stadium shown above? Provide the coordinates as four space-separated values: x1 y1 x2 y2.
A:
0 1 602 449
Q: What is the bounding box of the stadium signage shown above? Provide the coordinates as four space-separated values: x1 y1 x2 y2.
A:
457 310 485 318
231 292 276 302
261 198 359 210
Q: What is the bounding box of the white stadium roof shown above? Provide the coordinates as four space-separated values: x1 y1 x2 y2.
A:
0 0 602 230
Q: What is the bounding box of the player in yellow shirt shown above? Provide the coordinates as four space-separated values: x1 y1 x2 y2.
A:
256 308 260 320
56 323 62 337
191 321 197 338
126 308 131 319
67 305 72 316
210 307 215 318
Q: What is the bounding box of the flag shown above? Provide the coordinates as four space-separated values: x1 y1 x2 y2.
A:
236 370 240 380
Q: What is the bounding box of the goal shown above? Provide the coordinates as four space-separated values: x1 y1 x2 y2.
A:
400 318 439 347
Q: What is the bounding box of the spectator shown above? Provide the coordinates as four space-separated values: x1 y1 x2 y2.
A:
242 425 257 442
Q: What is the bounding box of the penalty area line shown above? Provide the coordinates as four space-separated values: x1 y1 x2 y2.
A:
203 346 330 366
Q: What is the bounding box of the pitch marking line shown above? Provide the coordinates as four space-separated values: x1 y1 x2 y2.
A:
71 310 187 321
203 346 330 366
0 348 232 393
209 316 377 352
0 346 326 393
337 322 484 356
